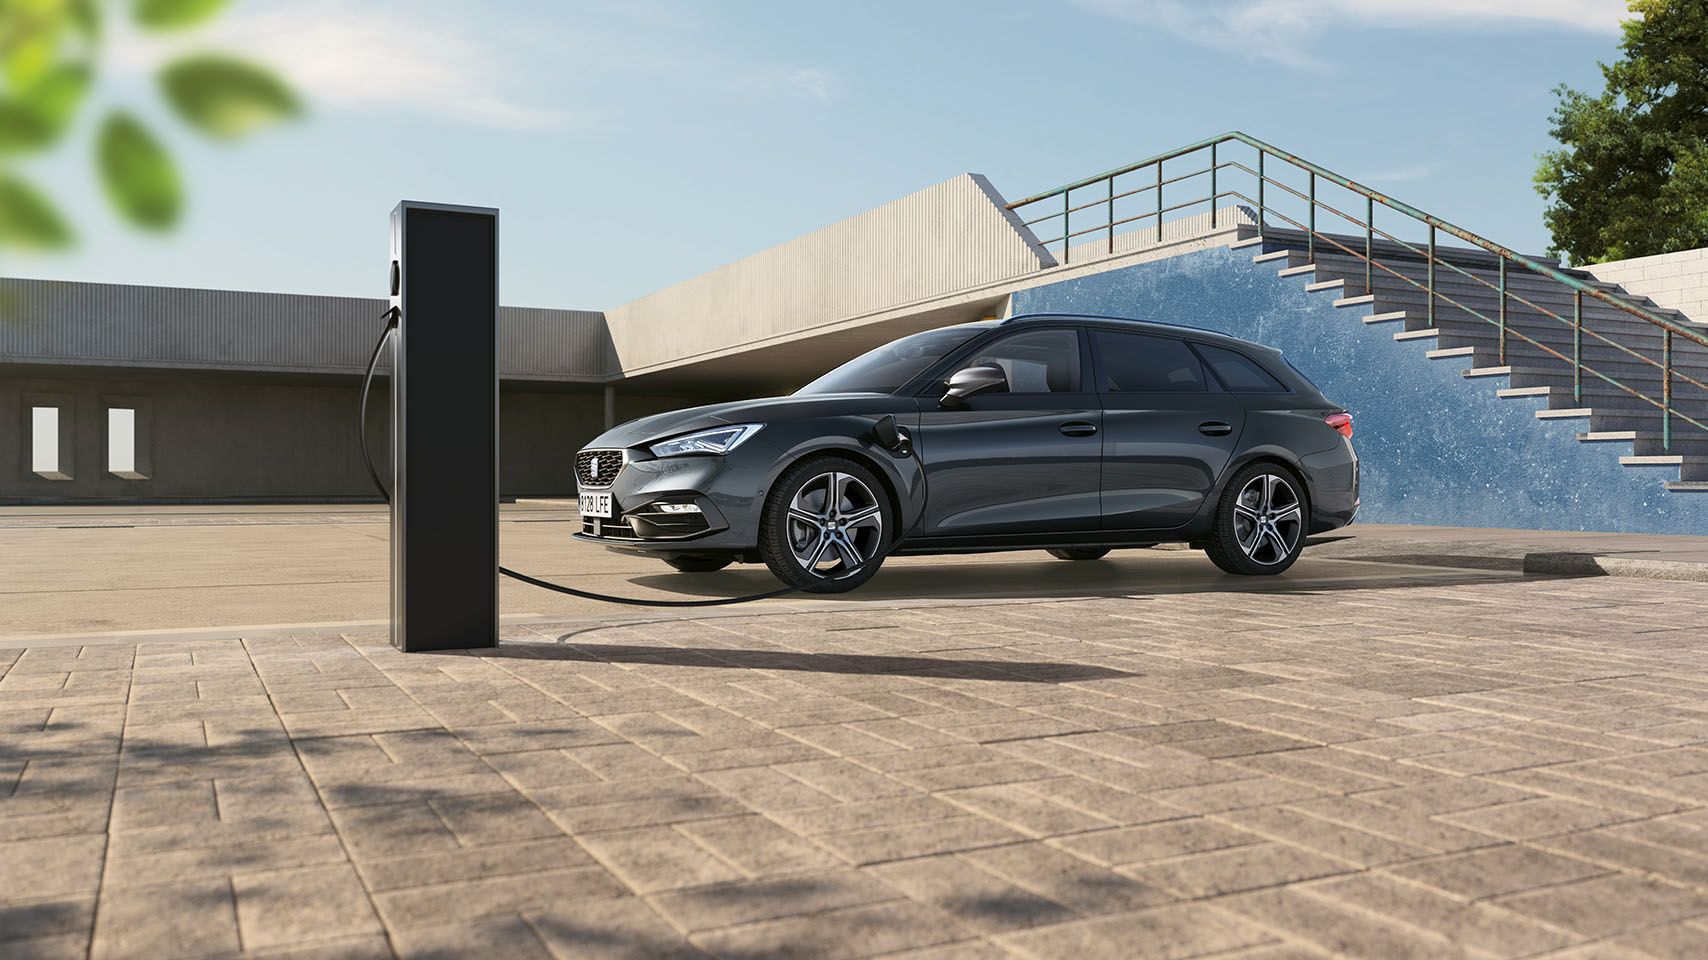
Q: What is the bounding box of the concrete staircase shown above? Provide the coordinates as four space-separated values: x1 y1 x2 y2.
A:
1239 229 1708 493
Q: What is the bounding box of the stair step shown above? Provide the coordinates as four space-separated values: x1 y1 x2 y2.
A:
1230 236 1266 250
1263 232 1708 496
1252 249 1293 263
1392 297 1685 328
1353 276 1674 314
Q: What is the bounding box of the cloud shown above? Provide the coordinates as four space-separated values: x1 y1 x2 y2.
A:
1072 0 1631 69
1362 163 1437 183
207 1 567 130
785 68 837 102
729 64 841 103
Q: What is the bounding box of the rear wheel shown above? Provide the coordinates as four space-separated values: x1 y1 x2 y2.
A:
1206 463 1307 576
663 556 732 573
1046 547 1110 560
759 456 892 592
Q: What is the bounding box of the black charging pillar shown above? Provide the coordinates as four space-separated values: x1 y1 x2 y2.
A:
389 201 499 651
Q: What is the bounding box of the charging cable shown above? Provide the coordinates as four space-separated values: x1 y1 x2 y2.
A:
358 310 918 607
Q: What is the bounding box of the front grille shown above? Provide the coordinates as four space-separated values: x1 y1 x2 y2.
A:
581 516 638 539
576 449 624 488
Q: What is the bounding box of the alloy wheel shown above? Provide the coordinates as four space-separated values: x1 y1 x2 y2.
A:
1232 473 1302 565
786 470 884 578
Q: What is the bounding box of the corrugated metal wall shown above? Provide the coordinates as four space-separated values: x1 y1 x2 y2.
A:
0 278 609 381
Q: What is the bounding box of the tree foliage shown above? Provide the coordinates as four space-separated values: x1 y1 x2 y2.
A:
0 0 300 249
1535 0 1708 264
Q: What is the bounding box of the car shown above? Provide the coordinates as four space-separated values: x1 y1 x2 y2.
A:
572 314 1359 592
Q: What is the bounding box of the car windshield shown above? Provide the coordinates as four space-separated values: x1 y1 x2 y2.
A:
796 326 988 395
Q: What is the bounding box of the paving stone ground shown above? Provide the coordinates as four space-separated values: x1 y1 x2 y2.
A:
4 573 1708 959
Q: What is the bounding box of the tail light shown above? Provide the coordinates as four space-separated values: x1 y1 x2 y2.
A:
1325 412 1353 438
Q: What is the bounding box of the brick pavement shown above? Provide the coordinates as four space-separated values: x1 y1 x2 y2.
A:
3 574 1708 958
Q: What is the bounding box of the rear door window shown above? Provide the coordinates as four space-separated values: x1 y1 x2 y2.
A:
1091 330 1206 392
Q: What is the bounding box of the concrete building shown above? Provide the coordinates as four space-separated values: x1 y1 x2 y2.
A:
5 133 1707 533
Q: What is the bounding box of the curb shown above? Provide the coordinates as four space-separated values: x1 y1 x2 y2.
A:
1522 552 1708 583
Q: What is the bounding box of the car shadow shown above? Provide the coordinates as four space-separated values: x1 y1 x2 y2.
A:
614 549 1549 605
485 640 1140 684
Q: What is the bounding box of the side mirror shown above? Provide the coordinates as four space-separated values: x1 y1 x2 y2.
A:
941 365 1006 407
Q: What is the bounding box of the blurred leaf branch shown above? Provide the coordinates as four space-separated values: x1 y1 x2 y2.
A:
0 0 299 250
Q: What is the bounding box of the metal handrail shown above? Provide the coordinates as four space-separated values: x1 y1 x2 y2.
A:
1227 166 1708 397
1223 190 1708 438
1006 131 1708 450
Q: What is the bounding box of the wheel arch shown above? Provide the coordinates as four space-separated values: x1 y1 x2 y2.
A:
1211 447 1313 517
757 434 921 534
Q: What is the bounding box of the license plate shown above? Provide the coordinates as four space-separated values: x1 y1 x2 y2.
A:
577 492 613 518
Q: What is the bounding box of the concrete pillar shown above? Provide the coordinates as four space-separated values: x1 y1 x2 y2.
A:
603 384 616 430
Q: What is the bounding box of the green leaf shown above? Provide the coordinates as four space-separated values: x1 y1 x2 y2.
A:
96 112 182 230
4 29 56 89
159 54 300 138
0 173 72 249
25 62 91 128
0 102 54 153
133 0 228 30
0 64 91 152
69 0 103 40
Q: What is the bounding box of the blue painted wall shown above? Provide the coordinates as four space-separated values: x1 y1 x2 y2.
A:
1010 246 1708 534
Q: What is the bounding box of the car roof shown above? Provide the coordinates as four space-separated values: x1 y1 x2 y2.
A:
998 313 1281 354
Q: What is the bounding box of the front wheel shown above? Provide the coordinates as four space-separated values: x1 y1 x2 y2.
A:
1205 463 1307 576
759 456 893 593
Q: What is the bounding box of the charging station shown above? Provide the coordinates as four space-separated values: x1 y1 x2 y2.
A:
365 199 896 651
388 201 499 652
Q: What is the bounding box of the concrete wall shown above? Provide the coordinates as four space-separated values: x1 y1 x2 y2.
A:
1010 246 1708 534
1 372 701 503
1057 205 1257 269
604 173 1052 378
1585 247 1708 327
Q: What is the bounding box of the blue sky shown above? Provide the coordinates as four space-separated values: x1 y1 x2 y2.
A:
11 0 1634 309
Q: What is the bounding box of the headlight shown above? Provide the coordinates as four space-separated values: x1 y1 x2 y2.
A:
648 423 764 457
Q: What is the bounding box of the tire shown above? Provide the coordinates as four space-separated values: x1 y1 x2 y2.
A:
1046 547 1110 560
759 456 893 593
664 556 733 573
1205 462 1308 576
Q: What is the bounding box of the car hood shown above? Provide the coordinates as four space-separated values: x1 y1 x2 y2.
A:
588 393 913 450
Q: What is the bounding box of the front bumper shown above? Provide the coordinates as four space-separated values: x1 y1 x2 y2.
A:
572 448 769 554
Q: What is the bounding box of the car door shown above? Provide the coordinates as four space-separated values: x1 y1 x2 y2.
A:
914 326 1102 537
1092 329 1246 530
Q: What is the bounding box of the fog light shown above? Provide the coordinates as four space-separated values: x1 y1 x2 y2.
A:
655 502 702 514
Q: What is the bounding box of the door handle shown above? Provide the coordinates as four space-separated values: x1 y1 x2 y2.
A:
1198 421 1233 437
1059 420 1098 438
